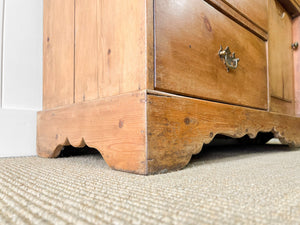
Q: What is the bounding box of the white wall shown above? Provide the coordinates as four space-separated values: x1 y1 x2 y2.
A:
2 0 43 110
0 0 3 108
0 0 43 157
0 109 37 157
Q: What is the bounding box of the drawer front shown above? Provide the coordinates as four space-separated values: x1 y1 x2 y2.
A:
155 0 268 110
223 0 268 31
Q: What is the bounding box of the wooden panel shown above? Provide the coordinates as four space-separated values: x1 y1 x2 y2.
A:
73 0 147 101
204 0 268 41
223 0 268 31
270 97 295 115
269 0 294 103
294 16 300 115
146 0 155 90
98 0 146 97
155 0 268 110
37 91 147 174
75 0 98 103
147 91 300 174
43 0 75 109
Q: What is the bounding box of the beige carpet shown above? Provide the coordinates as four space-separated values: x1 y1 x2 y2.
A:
0 144 300 225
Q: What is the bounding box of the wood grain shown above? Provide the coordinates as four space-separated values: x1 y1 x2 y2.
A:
97 0 146 97
222 0 268 32
37 90 300 175
155 0 268 110
45 0 148 107
75 0 99 103
277 0 300 18
147 91 300 174
203 0 268 41
43 0 75 110
37 91 147 174
294 16 300 115
270 96 295 115
269 0 295 114
146 0 155 90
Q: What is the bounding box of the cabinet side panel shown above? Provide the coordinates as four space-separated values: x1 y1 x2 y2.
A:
294 16 300 115
269 0 294 102
43 0 75 109
98 0 146 97
75 0 98 103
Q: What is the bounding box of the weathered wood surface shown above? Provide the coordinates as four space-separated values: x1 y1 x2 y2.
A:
268 0 295 115
221 0 268 32
146 0 155 90
75 0 147 102
270 97 295 116
203 0 268 40
43 0 75 109
155 0 268 110
40 0 300 175
44 0 148 108
269 0 294 102
37 91 147 174
38 90 300 174
147 91 300 174
75 0 99 103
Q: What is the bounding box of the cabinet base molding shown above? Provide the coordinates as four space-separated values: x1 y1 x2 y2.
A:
37 90 300 175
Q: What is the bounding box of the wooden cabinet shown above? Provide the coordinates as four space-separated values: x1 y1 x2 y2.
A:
38 0 300 175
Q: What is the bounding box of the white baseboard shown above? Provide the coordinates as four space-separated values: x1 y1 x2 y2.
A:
0 108 37 157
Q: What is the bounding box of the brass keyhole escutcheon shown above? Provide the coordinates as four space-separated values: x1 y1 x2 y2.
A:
218 46 240 72
292 42 299 50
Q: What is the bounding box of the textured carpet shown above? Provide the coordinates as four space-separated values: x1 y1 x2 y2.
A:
0 144 300 225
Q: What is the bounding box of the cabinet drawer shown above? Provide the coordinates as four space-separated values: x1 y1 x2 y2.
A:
223 0 268 31
155 0 268 110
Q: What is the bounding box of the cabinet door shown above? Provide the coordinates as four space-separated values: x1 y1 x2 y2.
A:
269 0 294 114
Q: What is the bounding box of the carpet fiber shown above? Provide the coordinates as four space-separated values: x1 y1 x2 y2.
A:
0 144 300 225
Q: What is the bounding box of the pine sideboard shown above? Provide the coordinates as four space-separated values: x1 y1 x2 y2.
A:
38 0 300 174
